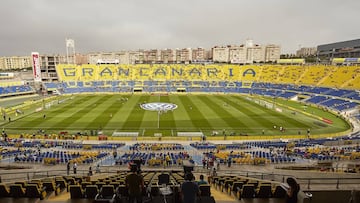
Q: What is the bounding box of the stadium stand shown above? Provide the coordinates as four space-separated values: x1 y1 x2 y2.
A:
0 84 34 97
0 71 35 97
0 137 359 202
319 66 360 88
296 65 333 86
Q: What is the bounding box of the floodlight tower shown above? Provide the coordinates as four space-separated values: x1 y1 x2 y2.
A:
66 38 76 64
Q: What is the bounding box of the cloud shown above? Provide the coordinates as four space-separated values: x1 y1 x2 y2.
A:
0 0 359 56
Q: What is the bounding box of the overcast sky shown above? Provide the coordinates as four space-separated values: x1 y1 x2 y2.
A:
1 0 359 56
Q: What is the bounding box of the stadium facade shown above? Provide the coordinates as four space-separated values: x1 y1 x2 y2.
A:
317 39 360 63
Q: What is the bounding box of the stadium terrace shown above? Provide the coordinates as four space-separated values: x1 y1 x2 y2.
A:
57 64 256 81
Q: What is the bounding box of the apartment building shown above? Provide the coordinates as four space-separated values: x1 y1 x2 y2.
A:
88 52 119 64
143 49 161 64
192 47 207 62
229 46 246 64
213 40 281 64
88 51 140 64
0 56 32 70
212 46 230 63
264 44 281 62
161 49 176 63
176 48 192 63
296 47 317 57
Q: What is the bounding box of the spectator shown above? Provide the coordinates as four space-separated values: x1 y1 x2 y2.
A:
113 151 117 159
211 168 217 177
181 173 199 203
202 157 206 169
96 164 100 173
348 189 360 203
208 167 217 184
227 156 232 167
66 162 70 175
166 154 171 166
286 177 300 203
125 165 144 203
88 166 93 176
197 174 208 185
73 162 77 174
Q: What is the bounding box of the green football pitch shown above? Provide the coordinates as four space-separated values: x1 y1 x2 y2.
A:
0 94 351 137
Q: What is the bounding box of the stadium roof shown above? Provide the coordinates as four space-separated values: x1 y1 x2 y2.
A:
318 39 360 52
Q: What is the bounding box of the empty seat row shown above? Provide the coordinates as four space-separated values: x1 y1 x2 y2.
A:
211 175 287 199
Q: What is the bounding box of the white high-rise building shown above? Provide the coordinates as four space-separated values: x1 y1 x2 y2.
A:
212 40 281 64
212 46 230 63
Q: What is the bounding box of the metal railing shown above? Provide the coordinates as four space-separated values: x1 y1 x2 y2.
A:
1 165 360 190
0 167 119 183
219 169 360 190
297 177 360 190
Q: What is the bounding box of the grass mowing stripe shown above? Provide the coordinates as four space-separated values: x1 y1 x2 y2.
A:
169 95 194 129
178 95 212 129
85 95 122 129
235 98 295 127
50 95 113 129
234 96 312 128
197 96 234 127
46 96 93 116
159 96 176 128
107 95 139 129
122 95 151 129
103 94 133 129
190 96 229 128
273 98 349 129
15 96 93 128
217 95 276 128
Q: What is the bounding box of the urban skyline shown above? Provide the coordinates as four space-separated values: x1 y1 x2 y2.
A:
0 41 282 70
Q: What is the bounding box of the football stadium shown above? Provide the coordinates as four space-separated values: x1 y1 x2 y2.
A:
0 62 359 203
0 64 356 138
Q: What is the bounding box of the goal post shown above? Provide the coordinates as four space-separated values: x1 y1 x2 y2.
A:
112 131 139 137
177 132 204 141
177 132 204 137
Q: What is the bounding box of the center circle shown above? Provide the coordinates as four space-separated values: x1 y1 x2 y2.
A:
140 102 178 111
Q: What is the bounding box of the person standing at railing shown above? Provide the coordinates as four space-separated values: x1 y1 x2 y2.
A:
286 177 300 203
73 162 77 174
66 162 70 175
348 189 360 203
96 164 100 173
